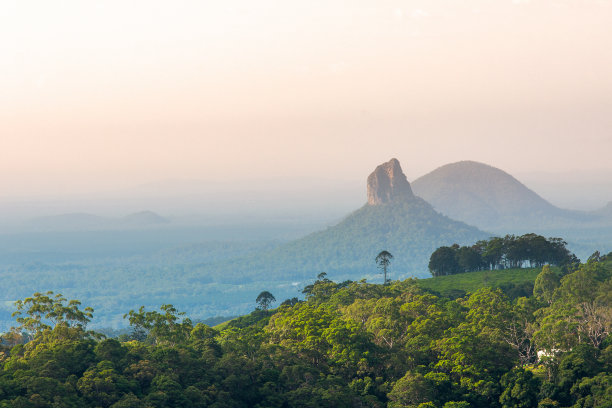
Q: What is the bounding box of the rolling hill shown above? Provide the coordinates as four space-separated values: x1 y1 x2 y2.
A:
411 160 601 231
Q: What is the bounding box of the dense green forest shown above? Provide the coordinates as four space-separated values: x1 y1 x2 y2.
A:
428 234 577 277
1 257 610 407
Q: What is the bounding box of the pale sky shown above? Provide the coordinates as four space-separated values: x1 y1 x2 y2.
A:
2 0 612 198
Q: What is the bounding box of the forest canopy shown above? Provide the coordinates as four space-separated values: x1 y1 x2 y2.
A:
428 234 577 277
0 254 610 407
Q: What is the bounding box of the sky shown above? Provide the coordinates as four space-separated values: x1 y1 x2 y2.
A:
2 0 612 204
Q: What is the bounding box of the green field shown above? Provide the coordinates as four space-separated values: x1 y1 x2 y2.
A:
415 267 543 299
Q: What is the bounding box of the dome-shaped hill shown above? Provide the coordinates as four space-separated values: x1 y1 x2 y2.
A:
411 161 594 231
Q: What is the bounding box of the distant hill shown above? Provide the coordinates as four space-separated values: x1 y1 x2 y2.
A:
122 210 169 226
411 161 598 231
235 159 488 281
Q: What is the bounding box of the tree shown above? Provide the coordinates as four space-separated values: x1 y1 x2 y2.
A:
499 368 540 408
503 297 539 366
376 250 393 284
256 291 276 310
456 246 483 272
483 237 505 270
533 265 560 305
429 246 459 276
388 371 434 407
534 262 612 351
12 291 94 336
124 304 192 346
587 250 601 263
77 360 135 407
435 288 517 404
301 273 340 303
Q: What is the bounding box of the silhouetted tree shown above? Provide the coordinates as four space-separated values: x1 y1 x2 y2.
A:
256 291 276 310
456 246 483 272
375 250 393 284
429 246 460 276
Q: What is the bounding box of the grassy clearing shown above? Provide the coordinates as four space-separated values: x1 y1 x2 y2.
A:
416 267 542 299
217 267 545 327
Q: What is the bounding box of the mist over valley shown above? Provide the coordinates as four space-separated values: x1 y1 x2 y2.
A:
1 159 610 331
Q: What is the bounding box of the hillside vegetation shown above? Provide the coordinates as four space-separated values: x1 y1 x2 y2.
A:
417 267 541 299
1 258 610 407
244 198 488 282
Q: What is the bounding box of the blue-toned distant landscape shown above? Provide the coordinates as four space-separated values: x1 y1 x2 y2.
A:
1 160 611 332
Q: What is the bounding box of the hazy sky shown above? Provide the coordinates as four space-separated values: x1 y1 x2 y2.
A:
2 0 612 198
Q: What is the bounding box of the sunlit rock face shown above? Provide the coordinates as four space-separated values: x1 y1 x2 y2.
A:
366 158 414 205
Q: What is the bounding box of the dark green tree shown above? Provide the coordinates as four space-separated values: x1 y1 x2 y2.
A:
12 291 94 335
533 265 560 305
255 291 276 310
429 246 459 276
499 368 540 408
456 246 483 272
483 237 505 270
388 371 435 407
375 250 393 284
124 304 192 346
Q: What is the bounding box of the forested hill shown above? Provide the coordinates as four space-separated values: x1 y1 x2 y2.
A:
1 258 610 407
243 197 488 281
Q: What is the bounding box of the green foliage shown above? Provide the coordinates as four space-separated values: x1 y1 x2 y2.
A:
499 368 540 408
534 262 611 351
77 360 137 407
434 288 518 405
223 309 274 330
429 246 461 277
12 291 94 335
429 234 575 277
417 267 542 300
124 304 193 346
2 260 610 407
533 265 560 305
256 291 276 311
376 250 394 285
570 372 612 408
555 344 601 405
388 371 434 407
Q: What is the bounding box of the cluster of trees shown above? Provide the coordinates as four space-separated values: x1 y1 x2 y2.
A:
429 234 577 277
0 257 610 407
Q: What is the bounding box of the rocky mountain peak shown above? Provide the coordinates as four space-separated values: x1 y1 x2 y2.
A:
367 158 414 205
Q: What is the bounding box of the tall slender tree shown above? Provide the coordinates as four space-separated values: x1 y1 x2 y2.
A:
375 250 393 285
